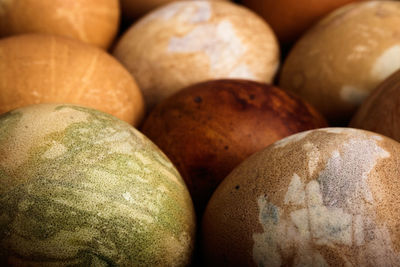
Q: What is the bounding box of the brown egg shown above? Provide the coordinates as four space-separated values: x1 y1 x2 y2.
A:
141 80 327 213
203 128 400 266
0 34 145 126
280 1 400 123
0 0 119 49
350 70 400 141
241 0 363 45
120 0 228 21
113 1 280 109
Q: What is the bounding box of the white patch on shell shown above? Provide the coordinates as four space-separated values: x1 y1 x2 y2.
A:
138 1 211 25
371 45 400 81
273 131 311 148
42 142 67 159
284 174 305 206
303 142 321 177
340 85 368 105
318 137 390 212
168 20 253 79
0 105 89 169
252 132 398 265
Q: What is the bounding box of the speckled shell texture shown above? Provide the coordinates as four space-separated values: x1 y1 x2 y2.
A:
203 128 400 266
113 1 280 109
242 0 361 45
120 0 228 20
142 80 327 213
0 104 195 266
0 0 119 49
350 70 400 141
0 34 145 126
280 1 400 122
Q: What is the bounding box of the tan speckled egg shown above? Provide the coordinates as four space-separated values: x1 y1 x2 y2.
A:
0 34 145 126
113 1 280 109
280 1 400 123
120 0 228 21
203 128 400 266
0 0 119 49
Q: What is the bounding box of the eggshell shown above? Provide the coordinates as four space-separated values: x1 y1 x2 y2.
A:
280 1 400 123
242 0 363 45
120 0 228 20
0 34 145 126
0 103 195 266
203 128 400 266
113 1 279 109
0 0 119 49
141 80 327 213
350 69 400 141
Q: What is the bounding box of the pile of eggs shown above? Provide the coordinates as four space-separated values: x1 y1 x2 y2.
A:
1 0 400 266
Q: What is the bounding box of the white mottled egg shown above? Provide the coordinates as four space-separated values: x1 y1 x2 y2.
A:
203 128 400 266
113 1 279 109
280 1 400 123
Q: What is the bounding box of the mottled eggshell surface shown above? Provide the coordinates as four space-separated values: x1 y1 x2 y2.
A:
113 1 279 109
242 0 362 45
120 0 228 21
280 1 400 123
0 0 119 49
203 128 400 266
142 80 327 213
0 104 195 266
351 70 400 141
0 34 145 126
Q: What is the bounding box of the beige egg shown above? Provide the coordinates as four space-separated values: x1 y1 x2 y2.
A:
203 128 400 266
280 1 400 123
0 0 119 49
120 0 228 21
113 1 280 109
0 34 145 126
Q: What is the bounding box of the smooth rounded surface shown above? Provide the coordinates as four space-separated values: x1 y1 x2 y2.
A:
242 0 363 45
203 128 400 266
280 1 400 122
0 0 119 49
0 34 145 126
120 0 228 20
114 1 280 109
350 70 400 141
142 80 327 213
0 103 195 266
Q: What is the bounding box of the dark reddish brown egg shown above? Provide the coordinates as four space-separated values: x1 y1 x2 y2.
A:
141 79 327 213
350 70 400 141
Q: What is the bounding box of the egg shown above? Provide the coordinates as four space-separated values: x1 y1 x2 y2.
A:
141 79 327 213
203 128 400 266
350 70 400 141
113 1 279 109
0 34 145 126
120 0 228 21
241 0 362 45
0 103 195 266
0 0 119 49
280 1 400 123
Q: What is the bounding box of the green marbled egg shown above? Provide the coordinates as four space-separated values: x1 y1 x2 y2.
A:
0 103 195 266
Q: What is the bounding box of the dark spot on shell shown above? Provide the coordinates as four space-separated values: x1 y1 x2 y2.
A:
194 96 202 103
249 94 255 100
25 126 28 129
235 185 240 190
224 146 229 150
